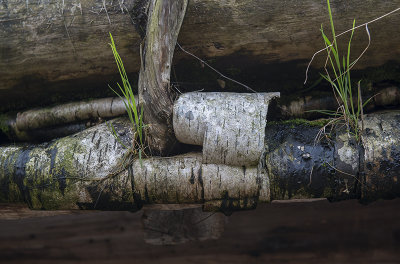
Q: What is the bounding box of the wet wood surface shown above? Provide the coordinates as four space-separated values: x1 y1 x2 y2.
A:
1 199 399 263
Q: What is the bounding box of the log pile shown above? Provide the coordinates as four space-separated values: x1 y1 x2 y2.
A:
1 105 399 211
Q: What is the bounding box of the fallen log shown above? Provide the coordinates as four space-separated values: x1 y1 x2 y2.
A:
1 112 399 211
0 97 129 142
1 0 400 111
271 85 400 120
0 118 135 210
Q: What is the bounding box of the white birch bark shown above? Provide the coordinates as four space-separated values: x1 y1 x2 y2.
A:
173 92 280 166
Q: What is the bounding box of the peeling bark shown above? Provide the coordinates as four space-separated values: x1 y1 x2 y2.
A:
1 112 399 210
173 92 279 166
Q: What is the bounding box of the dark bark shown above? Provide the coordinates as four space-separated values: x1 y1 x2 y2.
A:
138 0 188 155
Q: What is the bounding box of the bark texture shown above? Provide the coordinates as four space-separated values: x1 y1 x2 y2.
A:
0 118 135 210
1 97 130 142
2 0 400 110
1 112 400 210
138 0 188 155
15 97 127 131
273 85 400 120
173 92 279 166
130 153 267 211
142 204 225 245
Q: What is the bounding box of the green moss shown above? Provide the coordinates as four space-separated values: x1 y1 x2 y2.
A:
268 118 330 128
21 138 88 209
290 186 314 199
360 61 400 84
0 113 10 134
322 187 334 198
8 182 23 202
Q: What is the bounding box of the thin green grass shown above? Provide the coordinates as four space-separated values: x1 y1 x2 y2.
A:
107 33 146 164
317 0 372 142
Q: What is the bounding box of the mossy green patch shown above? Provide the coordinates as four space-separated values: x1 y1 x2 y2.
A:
0 113 10 135
360 61 400 85
267 118 330 128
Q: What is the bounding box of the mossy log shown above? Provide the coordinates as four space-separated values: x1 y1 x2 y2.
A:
0 118 135 210
2 0 400 111
0 112 400 211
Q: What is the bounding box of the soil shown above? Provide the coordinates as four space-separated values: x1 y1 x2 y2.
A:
0 199 400 264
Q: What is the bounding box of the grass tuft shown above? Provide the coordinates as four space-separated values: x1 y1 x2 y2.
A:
315 0 372 142
107 33 146 164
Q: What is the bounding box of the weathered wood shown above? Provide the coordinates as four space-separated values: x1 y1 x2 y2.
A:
142 204 225 245
138 0 188 155
2 0 400 111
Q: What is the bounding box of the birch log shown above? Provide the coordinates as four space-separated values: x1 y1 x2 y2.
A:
274 86 400 120
138 0 188 155
1 112 400 210
173 92 280 166
0 118 135 210
15 97 128 131
0 97 130 142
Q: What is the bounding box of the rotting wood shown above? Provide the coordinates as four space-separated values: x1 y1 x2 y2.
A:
138 0 188 155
